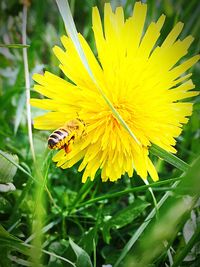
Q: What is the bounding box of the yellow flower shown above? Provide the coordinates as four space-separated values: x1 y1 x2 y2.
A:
31 2 199 183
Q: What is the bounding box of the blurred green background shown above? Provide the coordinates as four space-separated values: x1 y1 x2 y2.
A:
0 0 200 266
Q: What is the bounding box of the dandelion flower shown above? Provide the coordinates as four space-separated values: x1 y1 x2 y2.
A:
31 2 199 182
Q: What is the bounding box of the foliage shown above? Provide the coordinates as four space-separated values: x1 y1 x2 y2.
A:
0 0 200 267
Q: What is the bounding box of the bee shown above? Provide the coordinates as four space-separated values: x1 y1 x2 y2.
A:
48 119 85 153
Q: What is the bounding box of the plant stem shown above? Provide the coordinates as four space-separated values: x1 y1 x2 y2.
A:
144 179 159 218
22 4 35 161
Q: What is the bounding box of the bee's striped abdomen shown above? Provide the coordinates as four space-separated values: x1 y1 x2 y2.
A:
48 128 70 149
54 130 65 136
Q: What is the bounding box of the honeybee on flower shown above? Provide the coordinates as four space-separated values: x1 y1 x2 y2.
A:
31 2 199 182
47 119 86 154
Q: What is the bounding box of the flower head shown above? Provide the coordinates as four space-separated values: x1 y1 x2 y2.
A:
31 2 199 182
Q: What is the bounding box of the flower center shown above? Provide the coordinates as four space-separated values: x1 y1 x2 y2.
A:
109 102 133 127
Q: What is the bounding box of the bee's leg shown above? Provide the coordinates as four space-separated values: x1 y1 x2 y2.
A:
65 144 72 153
62 144 67 156
64 139 74 154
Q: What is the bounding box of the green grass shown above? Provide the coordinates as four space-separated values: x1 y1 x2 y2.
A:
0 0 200 266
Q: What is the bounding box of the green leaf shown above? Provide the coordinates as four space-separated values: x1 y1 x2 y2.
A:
0 150 18 183
0 183 16 193
0 44 30 48
48 240 69 267
102 199 150 244
69 238 93 267
0 225 29 256
80 227 96 254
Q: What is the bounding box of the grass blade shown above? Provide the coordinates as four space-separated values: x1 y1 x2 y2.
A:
143 179 159 217
22 4 35 161
0 226 76 266
0 44 30 48
150 144 189 172
77 177 181 208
